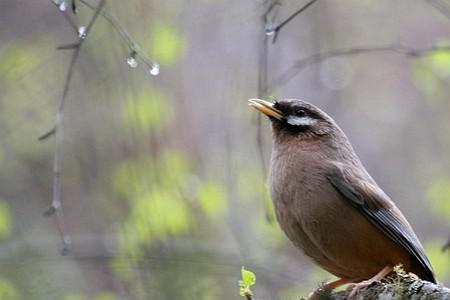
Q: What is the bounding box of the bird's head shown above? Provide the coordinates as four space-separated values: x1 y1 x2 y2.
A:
248 98 337 142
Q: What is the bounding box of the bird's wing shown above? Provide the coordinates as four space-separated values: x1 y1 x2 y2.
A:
326 164 436 283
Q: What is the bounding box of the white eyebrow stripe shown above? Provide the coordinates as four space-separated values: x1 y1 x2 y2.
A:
286 116 317 126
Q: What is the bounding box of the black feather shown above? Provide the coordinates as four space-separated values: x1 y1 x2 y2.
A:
326 174 436 283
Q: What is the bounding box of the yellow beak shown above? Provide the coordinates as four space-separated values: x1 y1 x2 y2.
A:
248 98 283 120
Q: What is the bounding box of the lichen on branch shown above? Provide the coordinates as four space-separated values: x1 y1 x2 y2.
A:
308 268 450 300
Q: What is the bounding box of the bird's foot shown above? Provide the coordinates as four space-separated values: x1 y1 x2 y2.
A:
346 279 374 299
346 265 392 299
304 278 350 300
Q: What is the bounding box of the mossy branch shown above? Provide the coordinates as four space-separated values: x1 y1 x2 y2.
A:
305 270 450 300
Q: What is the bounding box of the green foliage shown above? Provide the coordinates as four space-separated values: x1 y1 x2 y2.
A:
111 148 230 298
426 176 450 221
120 187 193 256
124 88 174 132
112 151 190 198
111 157 148 198
0 45 40 82
115 151 193 257
198 181 227 219
424 241 450 281
0 201 12 240
148 22 186 65
158 151 192 187
412 44 450 99
239 267 256 297
427 50 450 78
0 279 19 300
113 150 228 259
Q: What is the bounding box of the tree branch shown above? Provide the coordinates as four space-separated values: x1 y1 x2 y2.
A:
41 0 105 255
267 0 319 44
314 271 450 300
43 0 160 255
78 0 159 73
425 0 450 20
254 1 281 222
256 1 277 178
269 44 450 92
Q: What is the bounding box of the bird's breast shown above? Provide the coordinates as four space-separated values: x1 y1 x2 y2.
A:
270 146 324 210
269 147 327 241
269 147 349 271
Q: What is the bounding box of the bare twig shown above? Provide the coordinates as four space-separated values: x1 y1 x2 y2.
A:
38 127 56 141
254 2 280 222
267 0 319 44
78 0 159 71
255 3 276 177
42 0 105 255
254 0 321 222
425 0 450 19
269 44 450 92
56 42 81 50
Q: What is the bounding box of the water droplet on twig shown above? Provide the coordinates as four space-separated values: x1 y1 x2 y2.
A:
127 57 138 68
78 26 87 39
149 63 160 76
264 23 276 36
58 0 67 11
265 29 275 36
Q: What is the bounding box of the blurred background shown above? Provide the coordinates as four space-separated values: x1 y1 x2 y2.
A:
0 0 449 299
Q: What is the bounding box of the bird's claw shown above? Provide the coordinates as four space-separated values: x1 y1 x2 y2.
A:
346 280 372 299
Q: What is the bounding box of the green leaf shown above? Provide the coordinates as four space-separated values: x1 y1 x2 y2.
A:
239 267 256 297
241 267 256 286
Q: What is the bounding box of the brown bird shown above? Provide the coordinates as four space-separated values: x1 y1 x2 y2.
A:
248 98 436 298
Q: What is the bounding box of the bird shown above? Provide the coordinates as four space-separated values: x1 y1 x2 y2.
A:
248 98 436 299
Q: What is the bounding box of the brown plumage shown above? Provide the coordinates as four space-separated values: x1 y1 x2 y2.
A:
248 98 436 297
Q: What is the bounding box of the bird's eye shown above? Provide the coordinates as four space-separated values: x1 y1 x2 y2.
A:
296 109 306 117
